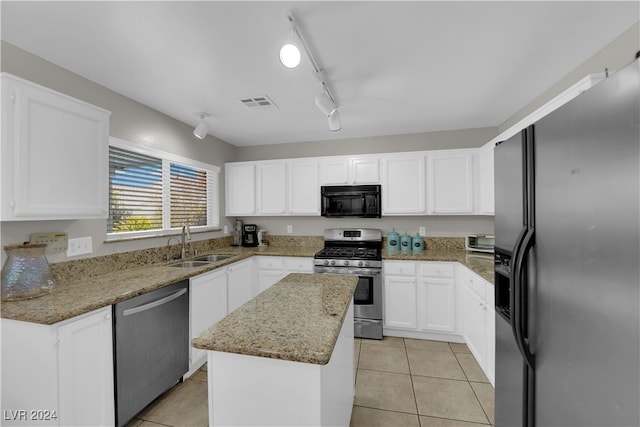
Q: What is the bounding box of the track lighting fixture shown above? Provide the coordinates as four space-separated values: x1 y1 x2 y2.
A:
280 12 342 132
193 112 210 139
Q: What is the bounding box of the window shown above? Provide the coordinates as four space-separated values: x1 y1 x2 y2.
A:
108 137 219 238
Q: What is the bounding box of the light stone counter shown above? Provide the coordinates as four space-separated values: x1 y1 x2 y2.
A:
192 273 357 365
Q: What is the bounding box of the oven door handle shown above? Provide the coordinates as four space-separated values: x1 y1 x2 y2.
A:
314 267 381 276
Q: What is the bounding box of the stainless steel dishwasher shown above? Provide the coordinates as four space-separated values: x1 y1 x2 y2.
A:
113 280 189 427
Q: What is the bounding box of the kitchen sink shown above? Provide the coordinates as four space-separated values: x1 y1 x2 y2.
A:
169 260 212 268
193 254 233 262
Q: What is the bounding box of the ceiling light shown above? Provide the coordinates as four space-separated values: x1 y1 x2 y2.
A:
315 92 337 117
279 43 301 68
328 110 342 132
193 112 210 139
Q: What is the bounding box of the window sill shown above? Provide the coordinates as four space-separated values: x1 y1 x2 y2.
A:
104 227 222 244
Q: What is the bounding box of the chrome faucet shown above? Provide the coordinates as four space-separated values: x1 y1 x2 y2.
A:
166 237 180 261
181 224 191 259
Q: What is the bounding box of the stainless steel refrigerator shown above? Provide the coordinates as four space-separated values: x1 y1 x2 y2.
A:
494 57 639 426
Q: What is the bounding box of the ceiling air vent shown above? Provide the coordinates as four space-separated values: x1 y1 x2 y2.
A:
239 95 279 110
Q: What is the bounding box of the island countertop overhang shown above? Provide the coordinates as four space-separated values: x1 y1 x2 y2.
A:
192 273 357 365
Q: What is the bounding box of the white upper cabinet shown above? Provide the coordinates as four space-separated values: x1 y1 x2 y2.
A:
1 73 110 221
475 143 495 215
288 160 320 215
256 162 287 215
427 149 474 214
225 162 256 215
320 156 380 185
381 154 426 215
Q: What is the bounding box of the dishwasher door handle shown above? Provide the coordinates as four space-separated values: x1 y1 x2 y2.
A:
123 288 187 317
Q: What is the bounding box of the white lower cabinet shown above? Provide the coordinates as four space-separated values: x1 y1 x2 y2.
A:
459 265 495 385
227 259 257 313
257 256 314 294
189 268 228 375
383 261 458 340
1 307 114 426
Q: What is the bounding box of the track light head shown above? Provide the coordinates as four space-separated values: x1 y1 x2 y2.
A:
328 109 342 131
315 92 337 117
193 112 210 140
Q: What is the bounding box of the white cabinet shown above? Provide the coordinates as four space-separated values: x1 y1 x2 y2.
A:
1 73 110 221
257 256 314 294
189 268 228 373
226 159 320 216
320 156 380 184
475 143 495 214
257 162 287 214
226 162 256 215
1 307 115 426
427 150 474 214
459 266 495 385
417 262 457 333
384 261 460 341
288 160 320 215
227 258 257 312
381 154 426 215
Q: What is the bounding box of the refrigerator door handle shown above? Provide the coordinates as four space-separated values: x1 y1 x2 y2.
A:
513 227 536 370
510 227 528 338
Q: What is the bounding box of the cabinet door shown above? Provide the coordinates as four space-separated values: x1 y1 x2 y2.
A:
476 144 495 214
486 306 496 385
320 158 349 185
462 284 487 367
227 260 256 312
289 161 320 215
257 162 287 214
284 257 314 273
382 155 426 214
190 270 228 368
1 74 109 220
418 277 456 333
350 158 380 184
383 275 417 330
58 307 115 427
427 150 474 214
226 163 256 215
257 270 285 294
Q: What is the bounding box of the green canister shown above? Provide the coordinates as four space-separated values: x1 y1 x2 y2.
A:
412 233 424 252
387 228 400 252
400 231 412 252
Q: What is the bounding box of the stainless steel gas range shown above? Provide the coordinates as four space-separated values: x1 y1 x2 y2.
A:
314 228 383 340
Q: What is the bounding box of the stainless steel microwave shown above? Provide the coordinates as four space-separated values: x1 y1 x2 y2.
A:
321 185 381 218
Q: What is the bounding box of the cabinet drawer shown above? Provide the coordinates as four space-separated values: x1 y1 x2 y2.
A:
257 257 284 270
284 258 314 272
419 262 455 278
383 261 416 276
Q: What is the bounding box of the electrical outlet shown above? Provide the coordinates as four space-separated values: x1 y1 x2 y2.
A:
223 225 229 234
419 227 426 237
67 236 93 257
287 225 293 234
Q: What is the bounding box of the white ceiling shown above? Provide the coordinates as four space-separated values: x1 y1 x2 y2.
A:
2 1 638 147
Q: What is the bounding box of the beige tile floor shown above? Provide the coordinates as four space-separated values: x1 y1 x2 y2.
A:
126 337 494 427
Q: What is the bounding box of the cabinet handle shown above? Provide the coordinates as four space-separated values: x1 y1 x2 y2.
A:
104 313 111 320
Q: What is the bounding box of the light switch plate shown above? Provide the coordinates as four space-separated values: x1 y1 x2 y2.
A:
67 236 93 257
419 227 426 237
29 232 68 253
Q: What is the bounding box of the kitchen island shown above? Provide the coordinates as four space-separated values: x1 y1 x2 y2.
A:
192 273 358 427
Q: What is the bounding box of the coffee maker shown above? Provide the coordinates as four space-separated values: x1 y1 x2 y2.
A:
242 224 259 247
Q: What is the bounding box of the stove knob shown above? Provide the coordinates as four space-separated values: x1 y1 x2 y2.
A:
324 260 330 266
363 261 369 267
343 260 349 266
357 261 364 267
330 260 335 266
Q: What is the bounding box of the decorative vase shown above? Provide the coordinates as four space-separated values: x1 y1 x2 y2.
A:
1 243 55 301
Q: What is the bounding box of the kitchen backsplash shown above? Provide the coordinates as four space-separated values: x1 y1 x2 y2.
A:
50 235 464 283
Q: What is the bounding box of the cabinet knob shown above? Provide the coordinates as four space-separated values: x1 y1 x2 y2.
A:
104 313 112 320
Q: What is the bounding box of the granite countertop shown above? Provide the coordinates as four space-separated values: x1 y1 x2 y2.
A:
192 273 357 365
1 241 492 326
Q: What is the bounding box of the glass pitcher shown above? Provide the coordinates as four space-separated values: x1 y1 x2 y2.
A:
1 243 55 301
